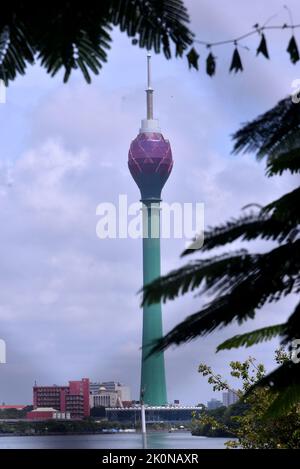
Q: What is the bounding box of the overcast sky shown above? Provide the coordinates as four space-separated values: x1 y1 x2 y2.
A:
0 0 299 405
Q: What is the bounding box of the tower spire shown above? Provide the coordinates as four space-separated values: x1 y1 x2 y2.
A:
140 54 160 133
146 53 153 120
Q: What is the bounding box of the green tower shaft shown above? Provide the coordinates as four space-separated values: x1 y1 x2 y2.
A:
141 201 167 405
128 55 172 406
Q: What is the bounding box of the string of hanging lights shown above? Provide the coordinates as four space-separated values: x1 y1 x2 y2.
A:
186 7 300 75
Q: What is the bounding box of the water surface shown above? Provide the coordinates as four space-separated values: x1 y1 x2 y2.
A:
0 432 230 449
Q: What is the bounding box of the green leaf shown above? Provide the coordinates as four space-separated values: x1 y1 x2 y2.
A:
216 324 286 351
142 249 251 305
76 58 92 84
262 187 300 229
182 187 300 253
287 35 300 64
0 2 193 84
232 97 300 158
266 148 300 176
0 26 10 67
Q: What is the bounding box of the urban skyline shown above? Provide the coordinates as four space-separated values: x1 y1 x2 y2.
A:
1 375 214 409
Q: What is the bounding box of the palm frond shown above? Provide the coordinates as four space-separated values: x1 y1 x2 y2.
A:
262 186 300 224
216 324 286 351
146 240 300 355
0 1 193 84
145 239 300 307
266 147 300 176
232 97 300 159
148 292 257 355
142 250 251 305
267 127 300 158
182 186 300 255
0 21 34 85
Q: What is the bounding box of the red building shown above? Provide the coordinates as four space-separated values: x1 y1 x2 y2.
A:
0 405 26 410
27 408 56 420
33 378 90 419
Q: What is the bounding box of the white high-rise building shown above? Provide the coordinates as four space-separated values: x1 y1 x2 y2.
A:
222 389 239 407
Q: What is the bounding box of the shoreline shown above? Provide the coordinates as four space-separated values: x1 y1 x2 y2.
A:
0 430 205 438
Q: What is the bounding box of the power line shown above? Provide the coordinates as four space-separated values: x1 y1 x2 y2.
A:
186 12 300 76
194 23 300 49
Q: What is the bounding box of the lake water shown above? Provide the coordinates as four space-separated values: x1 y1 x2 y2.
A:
0 432 230 449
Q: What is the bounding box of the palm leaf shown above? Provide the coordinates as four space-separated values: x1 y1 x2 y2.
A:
0 1 193 84
182 186 300 255
232 97 300 159
266 147 300 176
216 324 286 351
143 249 252 305
145 241 300 355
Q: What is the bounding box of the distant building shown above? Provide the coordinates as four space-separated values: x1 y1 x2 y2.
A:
103 382 131 401
89 381 131 406
0 405 26 410
106 406 202 423
89 382 102 395
222 390 239 407
27 407 71 421
33 378 89 419
207 398 223 410
90 386 123 408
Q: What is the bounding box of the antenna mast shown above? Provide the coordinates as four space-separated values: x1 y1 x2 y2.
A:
146 53 153 120
140 53 160 133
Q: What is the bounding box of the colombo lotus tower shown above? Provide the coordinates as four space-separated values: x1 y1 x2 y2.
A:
128 54 173 405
